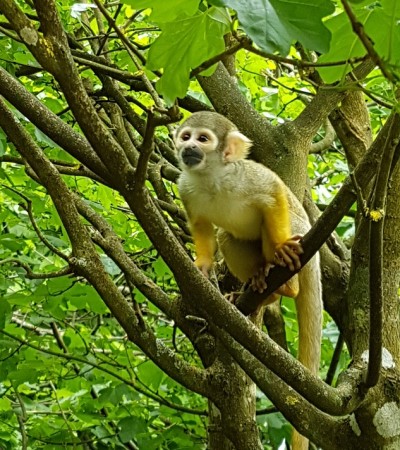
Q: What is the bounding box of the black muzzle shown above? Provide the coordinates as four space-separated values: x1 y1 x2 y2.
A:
181 146 204 167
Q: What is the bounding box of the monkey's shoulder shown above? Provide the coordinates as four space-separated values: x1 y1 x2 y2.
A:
178 159 280 200
178 160 283 238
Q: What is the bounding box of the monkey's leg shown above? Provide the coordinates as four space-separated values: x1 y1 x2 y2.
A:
276 274 299 299
191 218 216 276
217 230 263 283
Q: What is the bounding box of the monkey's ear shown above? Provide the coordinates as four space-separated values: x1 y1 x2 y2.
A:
223 131 252 162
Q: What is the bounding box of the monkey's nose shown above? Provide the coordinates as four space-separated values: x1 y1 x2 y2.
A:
181 146 204 167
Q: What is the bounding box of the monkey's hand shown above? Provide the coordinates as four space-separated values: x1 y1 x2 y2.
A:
251 262 274 294
274 235 303 272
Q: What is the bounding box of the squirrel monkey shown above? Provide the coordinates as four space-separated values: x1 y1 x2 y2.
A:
175 111 322 450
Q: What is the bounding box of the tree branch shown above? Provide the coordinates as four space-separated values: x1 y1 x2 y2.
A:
0 67 109 180
310 119 336 154
72 193 174 318
4 0 132 185
0 259 72 279
291 58 375 146
235 112 399 316
341 0 397 82
0 95 209 398
1 328 207 417
213 323 359 449
366 114 400 387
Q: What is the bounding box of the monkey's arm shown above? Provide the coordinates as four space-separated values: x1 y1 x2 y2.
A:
261 185 303 272
190 217 216 276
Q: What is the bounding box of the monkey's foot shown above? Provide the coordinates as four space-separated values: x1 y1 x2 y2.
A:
274 235 303 272
224 292 241 304
195 259 212 277
250 263 274 294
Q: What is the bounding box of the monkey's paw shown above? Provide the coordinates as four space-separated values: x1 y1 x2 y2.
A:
250 263 274 294
274 235 303 272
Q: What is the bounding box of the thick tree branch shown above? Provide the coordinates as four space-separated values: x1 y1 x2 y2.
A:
0 96 209 398
72 193 174 318
2 0 133 186
329 90 373 169
235 112 399 315
0 67 109 180
309 119 336 154
291 58 375 146
214 324 358 449
366 114 400 387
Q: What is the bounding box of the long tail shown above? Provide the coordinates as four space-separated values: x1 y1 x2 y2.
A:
292 252 323 449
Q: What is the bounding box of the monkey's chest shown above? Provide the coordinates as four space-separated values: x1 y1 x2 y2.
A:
191 191 262 240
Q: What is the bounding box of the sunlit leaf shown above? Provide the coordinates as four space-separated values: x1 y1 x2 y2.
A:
212 0 334 54
147 8 229 104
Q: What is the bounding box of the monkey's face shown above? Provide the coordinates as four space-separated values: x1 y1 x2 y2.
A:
174 126 220 171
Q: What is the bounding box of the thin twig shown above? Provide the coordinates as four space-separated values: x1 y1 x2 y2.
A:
92 0 165 108
239 36 367 69
49 381 75 439
341 0 397 83
190 41 244 77
325 333 345 386
0 258 72 279
0 329 207 416
14 388 28 450
2 184 69 260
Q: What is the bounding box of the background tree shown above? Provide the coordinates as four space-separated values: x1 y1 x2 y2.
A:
0 0 399 449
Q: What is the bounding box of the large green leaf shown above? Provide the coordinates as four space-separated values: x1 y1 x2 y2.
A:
211 0 334 54
122 0 199 22
147 8 230 104
318 1 400 83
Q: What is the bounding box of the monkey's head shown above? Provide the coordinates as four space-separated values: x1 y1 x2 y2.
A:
174 111 252 171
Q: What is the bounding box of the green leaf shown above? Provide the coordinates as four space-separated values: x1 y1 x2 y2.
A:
98 383 133 407
317 10 369 83
86 293 109 314
147 8 229 104
137 360 165 390
367 9 400 68
318 4 400 82
0 397 11 411
152 257 172 278
0 234 25 252
0 300 11 329
0 138 5 156
265 412 292 448
122 0 199 22
217 0 334 54
382 0 400 16
118 416 148 443
8 368 39 385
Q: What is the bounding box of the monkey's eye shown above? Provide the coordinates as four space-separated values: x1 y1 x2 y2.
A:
181 133 191 141
198 135 209 143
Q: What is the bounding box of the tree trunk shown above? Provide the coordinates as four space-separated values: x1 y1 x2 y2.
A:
334 155 400 449
208 344 263 450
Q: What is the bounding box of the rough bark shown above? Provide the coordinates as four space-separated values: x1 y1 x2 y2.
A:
1 2 400 449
